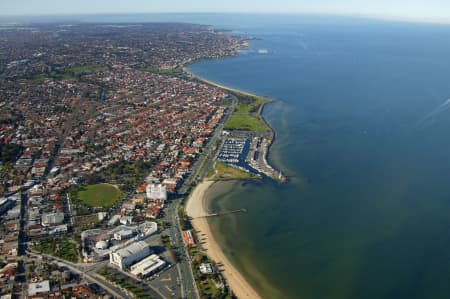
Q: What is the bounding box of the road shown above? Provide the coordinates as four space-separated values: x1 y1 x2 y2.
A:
179 94 237 194
27 251 130 299
165 199 199 299
165 95 238 299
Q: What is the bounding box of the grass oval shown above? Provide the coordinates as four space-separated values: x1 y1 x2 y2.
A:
77 183 122 208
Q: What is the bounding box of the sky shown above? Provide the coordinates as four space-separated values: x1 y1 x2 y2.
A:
0 0 449 23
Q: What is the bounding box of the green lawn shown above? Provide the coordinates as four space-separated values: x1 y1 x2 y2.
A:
224 115 270 132
77 183 122 208
224 92 271 132
210 162 259 180
234 96 269 114
142 66 183 75
206 164 216 178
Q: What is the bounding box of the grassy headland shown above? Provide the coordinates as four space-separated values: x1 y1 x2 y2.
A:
208 162 259 180
225 92 271 132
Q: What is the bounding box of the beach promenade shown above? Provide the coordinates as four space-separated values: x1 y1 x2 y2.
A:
185 181 262 299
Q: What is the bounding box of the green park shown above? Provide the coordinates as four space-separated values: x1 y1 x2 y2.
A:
76 183 123 208
224 93 271 132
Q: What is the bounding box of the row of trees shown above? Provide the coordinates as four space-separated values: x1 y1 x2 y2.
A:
0 143 23 164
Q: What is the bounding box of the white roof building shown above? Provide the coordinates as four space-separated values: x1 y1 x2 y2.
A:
146 184 167 201
199 263 214 274
28 280 50 296
109 241 151 270
41 212 64 226
96 240 109 250
119 216 133 225
130 254 166 277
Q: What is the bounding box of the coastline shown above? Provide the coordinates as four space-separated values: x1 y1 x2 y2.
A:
183 65 287 182
183 66 271 101
185 180 263 299
182 51 284 298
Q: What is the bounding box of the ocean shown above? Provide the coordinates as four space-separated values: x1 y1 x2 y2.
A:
186 14 450 299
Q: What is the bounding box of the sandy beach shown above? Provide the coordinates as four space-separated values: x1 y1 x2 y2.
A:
185 180 215 218
185 181 262 299
183 67 270 101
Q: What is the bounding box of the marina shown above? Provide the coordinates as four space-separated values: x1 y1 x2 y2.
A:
217 138 249 165
216 135 286 182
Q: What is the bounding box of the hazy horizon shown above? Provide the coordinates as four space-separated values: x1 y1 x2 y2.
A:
1 12 450 27
0 0 450 25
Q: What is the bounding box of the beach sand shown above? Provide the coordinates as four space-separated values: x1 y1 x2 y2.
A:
183 67 269 101
185 180 215 218
186 181 262 299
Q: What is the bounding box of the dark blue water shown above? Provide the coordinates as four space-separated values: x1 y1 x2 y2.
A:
187 15 450 299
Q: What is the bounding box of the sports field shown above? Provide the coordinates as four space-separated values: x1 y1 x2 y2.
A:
77 183 122 208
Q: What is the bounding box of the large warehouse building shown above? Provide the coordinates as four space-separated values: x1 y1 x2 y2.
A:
130 254 166 277
109 241 151 269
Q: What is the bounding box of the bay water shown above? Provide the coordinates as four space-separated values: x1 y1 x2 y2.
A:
187 15 450 299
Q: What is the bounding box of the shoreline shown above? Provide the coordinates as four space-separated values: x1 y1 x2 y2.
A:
182 52 284 298
185 180 263 299
183 65 287 182
183 66 271 101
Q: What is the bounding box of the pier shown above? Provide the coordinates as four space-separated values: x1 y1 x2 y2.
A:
204 208 247 218
246 136 287 182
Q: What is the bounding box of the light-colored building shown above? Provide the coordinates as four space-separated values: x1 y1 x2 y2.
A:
199 263 214 274
41 212 64 226
28 280 50 296
114 229 134 241
48 224 68 235
108 215 121 226
95 240 109 250
98 212 107 221
130 254 166 277
146 184 167 201
119 216 133 225
109 241 151 269
138 221 158 238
